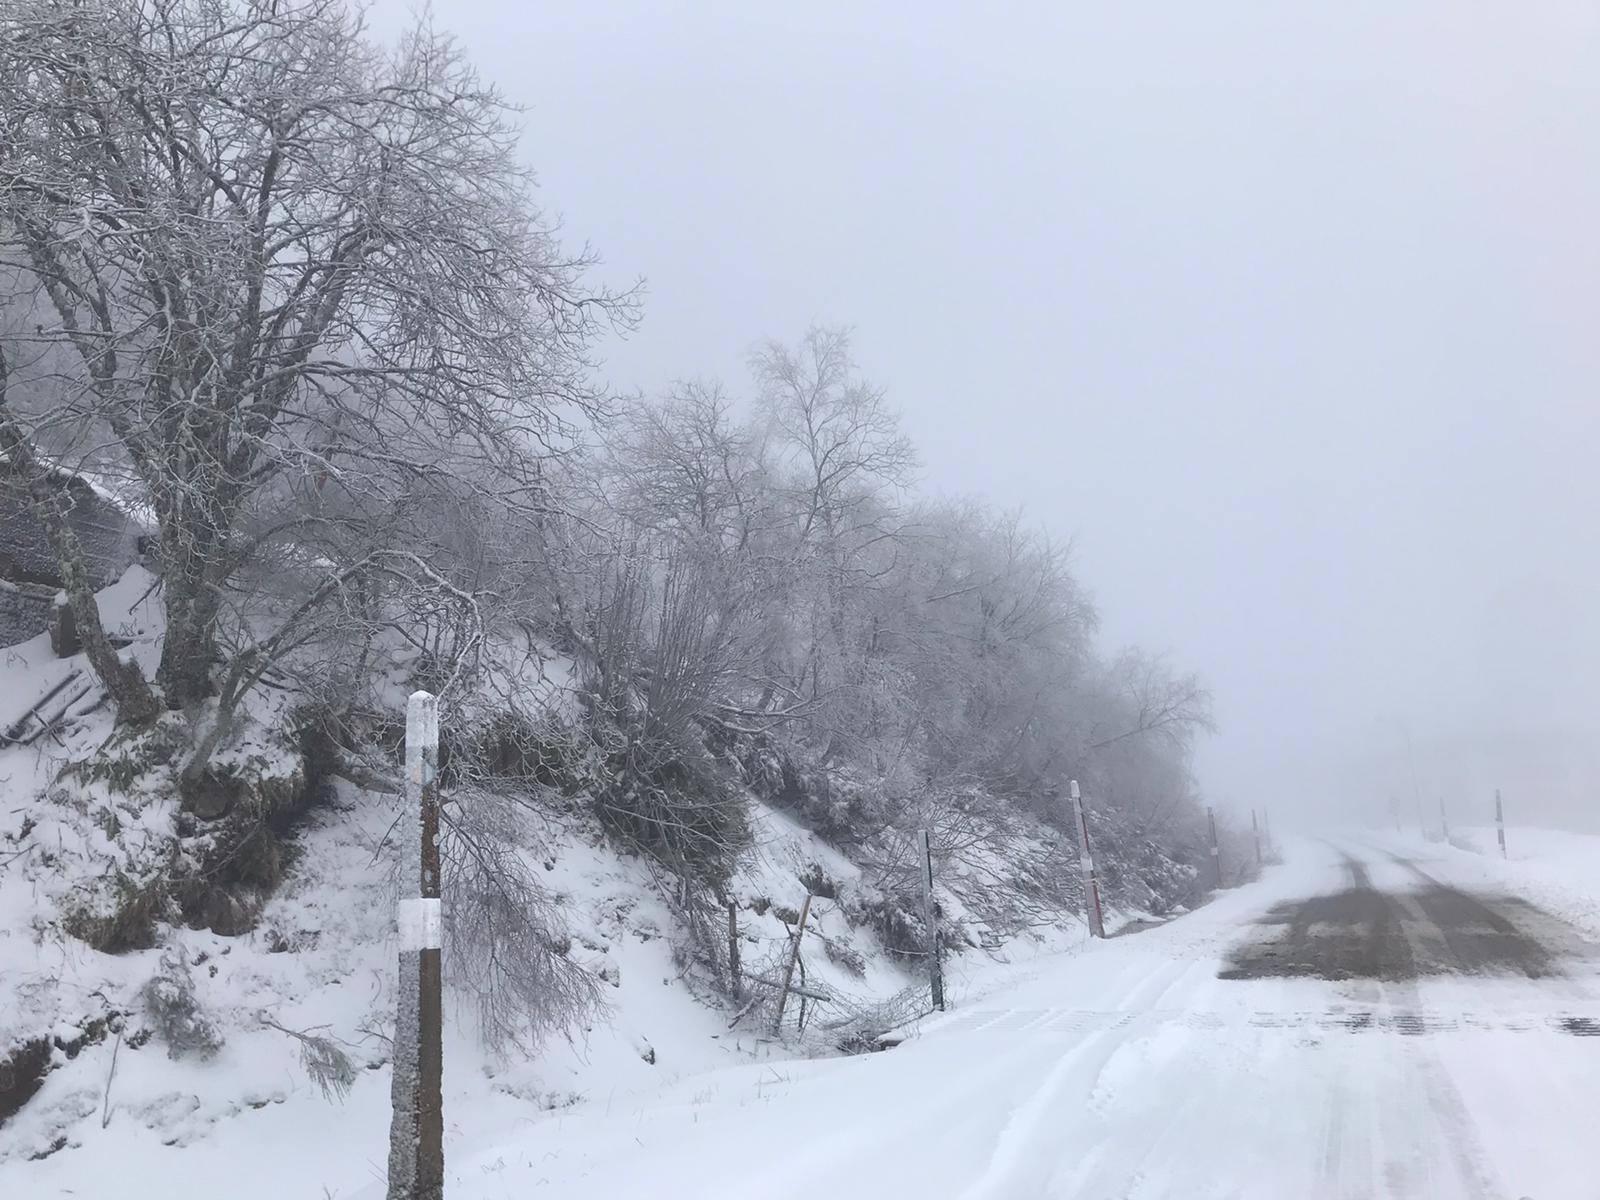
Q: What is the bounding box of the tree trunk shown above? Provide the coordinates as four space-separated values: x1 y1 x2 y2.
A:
157 596 221 708
154 521 225 708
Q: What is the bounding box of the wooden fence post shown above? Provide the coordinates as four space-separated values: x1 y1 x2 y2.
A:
918 829 945 1011
1495 789 1507 859
726 899 742 1002
1207 806 1222 889
771 894 813 1036
388 691 443 1200
1070 781 1106 938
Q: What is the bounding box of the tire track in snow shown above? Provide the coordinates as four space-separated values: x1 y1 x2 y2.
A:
952 953 1204 1200
1368 887 1500 1199
701 1030 1076 1200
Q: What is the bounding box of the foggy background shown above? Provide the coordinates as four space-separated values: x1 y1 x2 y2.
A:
372 2 1600 830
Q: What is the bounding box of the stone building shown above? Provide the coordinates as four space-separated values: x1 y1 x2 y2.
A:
0 463 141 647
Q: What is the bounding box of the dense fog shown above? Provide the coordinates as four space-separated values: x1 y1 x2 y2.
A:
361 1 1599 830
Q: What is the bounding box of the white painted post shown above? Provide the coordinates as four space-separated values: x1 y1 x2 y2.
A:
1070 781 1106 938
918 829 945 1011
1251 809 1262 870
1439 797 1450 845
388 691 443 1200
1495 789 1507 859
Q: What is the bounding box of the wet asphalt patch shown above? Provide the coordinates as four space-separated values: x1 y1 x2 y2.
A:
1218 854 1592 983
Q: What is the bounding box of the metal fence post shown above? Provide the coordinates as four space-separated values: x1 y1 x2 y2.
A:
388 691 443 1200
918 829 945 1010
1070 781 1106 938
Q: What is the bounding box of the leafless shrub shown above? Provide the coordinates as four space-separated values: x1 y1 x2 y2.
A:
440 787 602 1053
140 948 224 1061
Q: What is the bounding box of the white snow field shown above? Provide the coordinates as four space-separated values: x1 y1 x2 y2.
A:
9 826 1600 1197
362 833 1600 1200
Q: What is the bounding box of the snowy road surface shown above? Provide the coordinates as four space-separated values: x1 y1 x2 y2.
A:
426 836 1600 1200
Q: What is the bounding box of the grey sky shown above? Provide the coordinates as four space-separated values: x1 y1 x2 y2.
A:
377 2 1600 828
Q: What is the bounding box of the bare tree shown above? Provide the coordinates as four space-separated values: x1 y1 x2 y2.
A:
1087 649 1214 753
752 326 916 548
0 0 629 757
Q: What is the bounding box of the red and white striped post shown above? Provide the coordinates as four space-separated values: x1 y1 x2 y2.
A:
1070 780 1106 938
388 691 443 1200
1495 789 1508 859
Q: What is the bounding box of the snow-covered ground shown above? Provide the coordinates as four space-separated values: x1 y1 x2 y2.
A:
320 829 1598 1200
0 749 930 1196
0 566 1095 1197
7 575 1595 1198
9 821 1600 1196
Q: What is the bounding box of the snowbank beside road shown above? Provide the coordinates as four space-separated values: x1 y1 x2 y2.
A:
1416 825 1600 942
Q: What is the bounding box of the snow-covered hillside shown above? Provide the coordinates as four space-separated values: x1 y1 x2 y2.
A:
352 834 1600 1200
0 572 1151 1197
0 728 1096 1196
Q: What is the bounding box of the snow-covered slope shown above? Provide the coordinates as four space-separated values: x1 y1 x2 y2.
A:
318 833 1600 1200
0 568 1197 1197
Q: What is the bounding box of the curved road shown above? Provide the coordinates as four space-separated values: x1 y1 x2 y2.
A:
432 836 1600 1199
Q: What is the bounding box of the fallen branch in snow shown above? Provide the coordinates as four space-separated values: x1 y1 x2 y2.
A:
741 971 833 1004
33 679 101 745
257 1014 358 1102
100 1031 121 1129
1 670 84 745
725 995 761 1028
328 752 402 795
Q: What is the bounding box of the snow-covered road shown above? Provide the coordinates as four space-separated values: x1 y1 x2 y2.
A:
430 835 1600 1199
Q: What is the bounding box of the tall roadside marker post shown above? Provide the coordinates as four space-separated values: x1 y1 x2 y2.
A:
1251 809 1262 870
1439 797 1450 845
1495 789 1508 859
389 691 443 1200
917 829 945 1011
1207 806 1222 889
726 899 742 1002
1070 781 1107 938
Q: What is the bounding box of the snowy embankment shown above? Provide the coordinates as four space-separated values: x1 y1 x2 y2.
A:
0 740 936 1195
0 573 1107 1197
336 832 1600 1200
1430 824 1600 940
0 788 1084 1198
